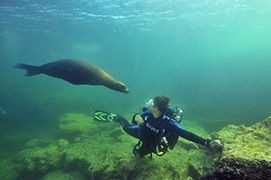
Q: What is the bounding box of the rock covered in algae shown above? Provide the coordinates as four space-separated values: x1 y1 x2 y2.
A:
13 138 69 179
0 158 20 180
41 170 86 180
58 113 100 139
24 138 51 148
59 120 213 180
6 113 214 180
202 116 271 179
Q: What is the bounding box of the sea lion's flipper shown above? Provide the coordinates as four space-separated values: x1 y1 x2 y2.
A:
13 63 41 76
94 110 118 122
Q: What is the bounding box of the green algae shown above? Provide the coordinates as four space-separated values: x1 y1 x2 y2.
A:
41 170 86 180
1 113 215 180
207 116 271 179
212 116 271 161
58 113 100 140
14 140 66 179
0 158 20 180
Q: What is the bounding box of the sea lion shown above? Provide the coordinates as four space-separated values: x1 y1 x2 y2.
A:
14 59 129 93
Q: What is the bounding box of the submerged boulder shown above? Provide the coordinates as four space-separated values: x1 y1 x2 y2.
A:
7 115 214 180
58 113 100 140
41 170 86 180
203 116 271 179
14 139 67 179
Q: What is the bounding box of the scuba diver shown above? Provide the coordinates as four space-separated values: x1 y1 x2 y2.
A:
94 96 222 157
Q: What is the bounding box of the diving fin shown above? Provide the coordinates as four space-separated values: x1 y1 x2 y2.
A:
94 110 118 122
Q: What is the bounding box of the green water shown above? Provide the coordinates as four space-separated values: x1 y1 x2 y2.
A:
0 0 271 179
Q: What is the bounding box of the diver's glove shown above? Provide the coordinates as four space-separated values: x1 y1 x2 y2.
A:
134 114 144 125
206 139 223 152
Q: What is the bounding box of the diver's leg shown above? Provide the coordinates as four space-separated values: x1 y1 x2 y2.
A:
167 133 179 149
122 125 140 139
137 143 152 156
114 114 141 139
115 114 130 127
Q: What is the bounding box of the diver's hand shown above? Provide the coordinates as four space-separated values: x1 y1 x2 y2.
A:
209 140 223 152
135 115 144 125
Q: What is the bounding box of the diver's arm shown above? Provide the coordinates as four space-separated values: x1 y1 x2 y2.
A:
132 113 139 124
168 121 211 147
132 111 149 125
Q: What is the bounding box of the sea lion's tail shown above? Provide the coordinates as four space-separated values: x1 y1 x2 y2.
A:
13 63 41 76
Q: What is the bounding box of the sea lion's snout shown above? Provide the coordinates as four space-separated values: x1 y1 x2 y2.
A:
123 86 129 93
115 82 129 93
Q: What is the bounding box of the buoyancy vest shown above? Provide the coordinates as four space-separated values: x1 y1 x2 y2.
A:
137 112 170 156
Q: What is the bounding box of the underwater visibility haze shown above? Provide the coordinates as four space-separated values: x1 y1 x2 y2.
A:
0 0 271 179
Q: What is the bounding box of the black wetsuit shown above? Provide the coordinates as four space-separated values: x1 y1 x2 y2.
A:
117 110 210 156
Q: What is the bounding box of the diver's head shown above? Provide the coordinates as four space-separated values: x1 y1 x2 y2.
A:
153 96 170 114
148 96 170 117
